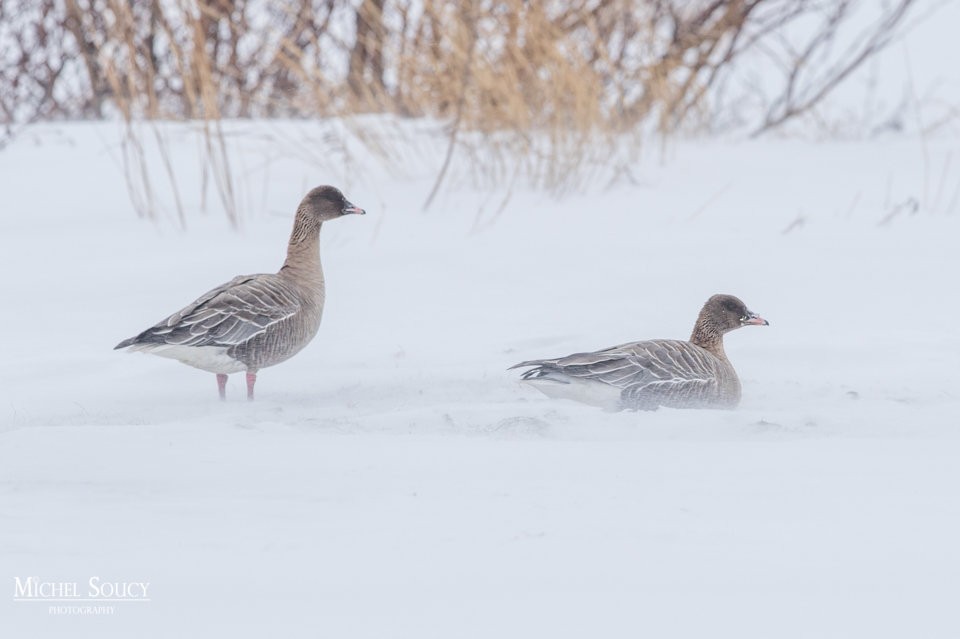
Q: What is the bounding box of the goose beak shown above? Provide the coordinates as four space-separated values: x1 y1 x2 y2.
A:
742 311 769 326
341 201 366 215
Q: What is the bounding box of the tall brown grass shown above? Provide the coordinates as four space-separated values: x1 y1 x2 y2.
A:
0 0 918 218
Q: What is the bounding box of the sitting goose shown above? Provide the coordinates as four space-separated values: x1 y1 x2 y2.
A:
115 185 365 400
510 294 768 411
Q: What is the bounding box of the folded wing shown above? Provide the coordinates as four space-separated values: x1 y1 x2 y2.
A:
116 275 301 350
512 339 722 410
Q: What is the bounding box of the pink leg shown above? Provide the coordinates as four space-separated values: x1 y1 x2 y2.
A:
216 374 228 401
246 371 257 401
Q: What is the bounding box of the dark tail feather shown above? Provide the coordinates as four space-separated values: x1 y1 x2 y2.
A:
507 359 546 371
114 336 138 350
509 360 566 382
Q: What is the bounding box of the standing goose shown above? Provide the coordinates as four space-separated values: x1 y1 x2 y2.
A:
510 294 768 411
115 185 365 400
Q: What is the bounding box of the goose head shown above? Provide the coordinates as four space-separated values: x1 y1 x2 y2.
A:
700 294 769 336
299 185 366 222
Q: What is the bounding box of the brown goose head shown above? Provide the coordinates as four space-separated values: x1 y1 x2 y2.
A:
298 185 366 222
691 294 768 351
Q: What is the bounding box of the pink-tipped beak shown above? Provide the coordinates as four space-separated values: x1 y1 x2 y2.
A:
743 313 769 326
342 205 365 215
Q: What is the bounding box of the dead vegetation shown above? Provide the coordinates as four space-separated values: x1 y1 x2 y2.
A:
0 0 919 219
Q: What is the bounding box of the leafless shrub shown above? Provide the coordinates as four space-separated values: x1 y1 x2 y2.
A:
0 0 921 216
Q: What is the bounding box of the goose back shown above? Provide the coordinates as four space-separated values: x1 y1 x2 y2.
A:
115 272 324 373
514 339 740 411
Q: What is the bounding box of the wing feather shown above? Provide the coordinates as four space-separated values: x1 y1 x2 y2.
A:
122 274 300 349
513 339 727 410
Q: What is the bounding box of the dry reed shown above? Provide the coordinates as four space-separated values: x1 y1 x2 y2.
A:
0 0 920 220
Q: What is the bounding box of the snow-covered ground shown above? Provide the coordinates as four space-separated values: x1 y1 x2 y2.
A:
1 120 959 637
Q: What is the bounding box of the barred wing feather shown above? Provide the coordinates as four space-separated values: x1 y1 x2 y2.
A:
126 275 301 349
514 339 726 410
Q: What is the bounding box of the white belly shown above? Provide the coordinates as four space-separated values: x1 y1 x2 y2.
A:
522 378 622 411
131 344 247 374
